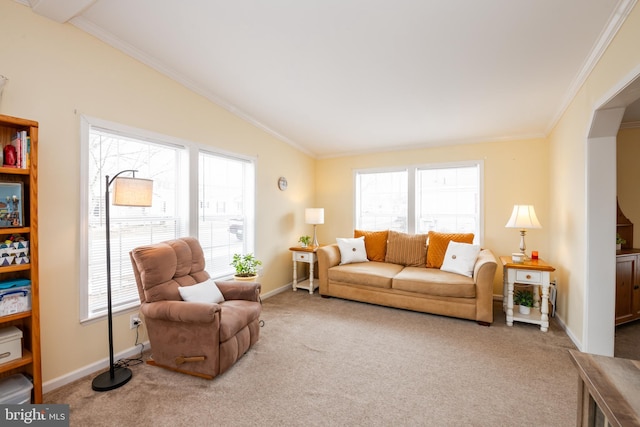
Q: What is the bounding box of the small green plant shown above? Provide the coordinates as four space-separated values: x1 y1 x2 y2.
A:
616 233 626 245
298 235 312 246
231 253 262 277
513 290 534 308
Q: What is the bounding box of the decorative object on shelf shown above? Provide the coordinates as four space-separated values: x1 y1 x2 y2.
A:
505 204 541 259
298 235 311 247
616 233 626 251
0 182 23 227
305 208 324 247
92 170 153 392
514 289 534 315
230 253 262 280
277 176 288 191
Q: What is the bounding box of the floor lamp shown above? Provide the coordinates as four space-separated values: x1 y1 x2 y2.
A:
92 170 153 392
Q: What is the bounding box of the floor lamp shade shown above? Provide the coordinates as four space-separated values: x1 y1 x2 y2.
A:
92 170 152 392
112 177 153 207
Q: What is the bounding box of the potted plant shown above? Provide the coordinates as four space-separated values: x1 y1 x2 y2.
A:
298 235 312 247
513 289 534 315
616 233 626 251
231 253 262 281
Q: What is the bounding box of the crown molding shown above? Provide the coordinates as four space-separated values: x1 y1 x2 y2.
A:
546 0 638 135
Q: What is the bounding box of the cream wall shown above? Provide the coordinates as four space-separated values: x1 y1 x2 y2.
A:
316 138 550 295
548 3 640 349
617 127 640 246
0 1 315 383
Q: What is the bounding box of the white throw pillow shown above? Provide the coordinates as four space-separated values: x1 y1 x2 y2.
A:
440 241 481 277
336 236 369 265
178 279 225 303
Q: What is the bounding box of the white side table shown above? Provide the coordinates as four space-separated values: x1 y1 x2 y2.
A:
500 256 555 332
289 246 319 294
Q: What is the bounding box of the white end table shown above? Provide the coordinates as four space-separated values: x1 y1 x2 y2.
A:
289 246 319 294
501 256 555 332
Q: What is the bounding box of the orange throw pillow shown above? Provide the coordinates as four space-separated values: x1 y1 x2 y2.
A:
354 230 388 262
426 231 474 268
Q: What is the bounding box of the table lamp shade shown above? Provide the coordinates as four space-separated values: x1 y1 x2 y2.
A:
112 177 153 207
305 208 324 225
505 205 541 229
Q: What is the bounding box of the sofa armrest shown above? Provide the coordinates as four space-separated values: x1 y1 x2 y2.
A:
473 249 498 323
141 300 220 323
318 244 341 294
215 280 261 302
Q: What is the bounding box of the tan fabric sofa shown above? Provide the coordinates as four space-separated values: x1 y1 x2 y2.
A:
317 235 498 325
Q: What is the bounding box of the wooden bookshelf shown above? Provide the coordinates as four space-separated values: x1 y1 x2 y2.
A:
0 114 40 403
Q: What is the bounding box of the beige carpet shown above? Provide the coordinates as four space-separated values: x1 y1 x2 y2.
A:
45 291 579 426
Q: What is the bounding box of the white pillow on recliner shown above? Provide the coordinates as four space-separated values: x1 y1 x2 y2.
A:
178 279 225 303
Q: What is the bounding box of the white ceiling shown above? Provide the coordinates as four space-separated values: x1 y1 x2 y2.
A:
24 0 639 158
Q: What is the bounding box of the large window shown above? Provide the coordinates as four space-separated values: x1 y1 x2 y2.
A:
80 117 255 322
198 151 255 278
355 162 482 242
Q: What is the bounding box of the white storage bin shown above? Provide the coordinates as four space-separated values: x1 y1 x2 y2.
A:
0 374 32 404
0 326 22 364
0 284 31 316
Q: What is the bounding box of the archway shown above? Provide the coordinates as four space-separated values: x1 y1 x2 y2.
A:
585 71 640 355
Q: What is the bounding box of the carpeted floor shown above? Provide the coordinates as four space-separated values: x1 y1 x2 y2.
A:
45 291 579 426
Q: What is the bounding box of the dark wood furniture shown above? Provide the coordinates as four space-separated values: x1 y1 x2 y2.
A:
615 250 640 325
569 350 640 427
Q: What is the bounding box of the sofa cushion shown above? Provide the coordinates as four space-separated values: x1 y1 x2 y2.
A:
336 236 369 264
392 267 476 298
426 231 475 268
440 242 481 277
328 261 403 289
354 229 388 262
385 231 428 267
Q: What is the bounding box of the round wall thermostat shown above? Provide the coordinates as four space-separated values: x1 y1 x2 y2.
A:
277 176 288 191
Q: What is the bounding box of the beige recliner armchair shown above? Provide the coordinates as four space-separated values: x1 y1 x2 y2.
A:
129 237 261 379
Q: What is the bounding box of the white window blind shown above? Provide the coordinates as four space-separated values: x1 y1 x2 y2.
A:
416 165 480 239
198 151 255 278
355 169 408 231
83 126 186 321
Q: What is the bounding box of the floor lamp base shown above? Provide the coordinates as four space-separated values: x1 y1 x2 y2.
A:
91 366 132 391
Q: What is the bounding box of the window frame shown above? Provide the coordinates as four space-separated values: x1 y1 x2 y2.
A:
79 115 256 323
353 160 484 244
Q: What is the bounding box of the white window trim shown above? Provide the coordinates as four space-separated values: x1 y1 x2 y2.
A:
79 115 257 323
353 160 484 245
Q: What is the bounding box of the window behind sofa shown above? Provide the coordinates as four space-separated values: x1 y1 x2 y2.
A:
80 117 256 322
355 162 482 243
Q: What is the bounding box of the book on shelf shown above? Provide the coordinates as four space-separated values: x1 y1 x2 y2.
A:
5 131 29 169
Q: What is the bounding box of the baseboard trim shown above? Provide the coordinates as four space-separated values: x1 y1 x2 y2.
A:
43 341 150 394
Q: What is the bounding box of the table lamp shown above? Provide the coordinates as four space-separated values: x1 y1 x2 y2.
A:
505 204 541 259
305 208 324 247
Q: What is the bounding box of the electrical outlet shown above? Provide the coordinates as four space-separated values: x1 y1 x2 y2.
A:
129 314 142 329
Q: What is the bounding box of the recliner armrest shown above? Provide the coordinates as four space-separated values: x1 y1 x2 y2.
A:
141 300 220 323
216 281 261 302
